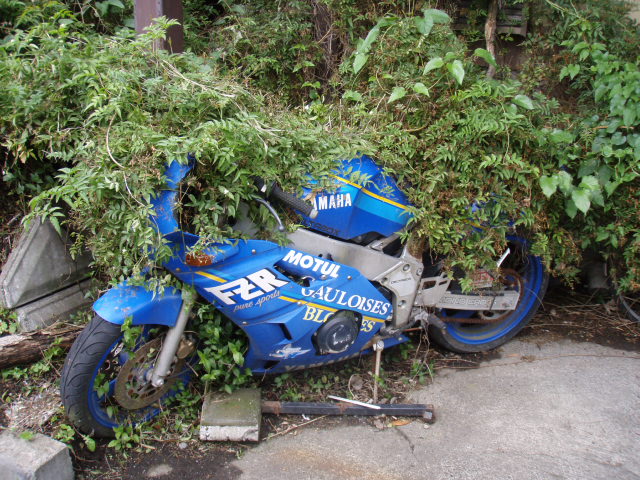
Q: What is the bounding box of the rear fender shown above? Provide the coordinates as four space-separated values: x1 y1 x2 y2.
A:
93 283 183 327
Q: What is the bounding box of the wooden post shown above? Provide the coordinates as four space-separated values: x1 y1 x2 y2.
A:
134 0 184 53
485 0 499 78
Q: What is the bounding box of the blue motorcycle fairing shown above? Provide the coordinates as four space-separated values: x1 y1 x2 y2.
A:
93 282 183 327
150 158 194 236
298 156 413 240
162 232 403 374
96 156 410 372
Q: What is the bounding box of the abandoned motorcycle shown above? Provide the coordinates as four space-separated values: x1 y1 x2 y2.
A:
60 156 548 436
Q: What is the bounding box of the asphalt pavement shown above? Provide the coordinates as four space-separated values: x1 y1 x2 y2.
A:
232 339 640 480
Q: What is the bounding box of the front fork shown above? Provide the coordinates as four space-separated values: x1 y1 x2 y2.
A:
150 289 196 388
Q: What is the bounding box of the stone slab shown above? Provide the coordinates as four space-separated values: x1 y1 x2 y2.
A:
0 217 91 309
16 279 92 332
0 431 74 480
199 388 261 442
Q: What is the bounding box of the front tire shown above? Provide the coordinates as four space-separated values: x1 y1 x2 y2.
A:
429 238 549 353
60 316 192 437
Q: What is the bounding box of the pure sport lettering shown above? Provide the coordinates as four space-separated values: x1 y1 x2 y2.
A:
206 269 288 306
312 193 352 211
282 250 340 278
300 286 391 316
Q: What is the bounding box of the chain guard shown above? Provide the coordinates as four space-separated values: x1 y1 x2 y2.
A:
439 269 524 324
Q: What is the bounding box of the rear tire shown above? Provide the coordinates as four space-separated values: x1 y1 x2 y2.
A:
618 290 640 323
429 238 548 353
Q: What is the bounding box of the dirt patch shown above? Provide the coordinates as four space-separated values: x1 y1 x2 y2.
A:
73 442 242 480
522 286 640 352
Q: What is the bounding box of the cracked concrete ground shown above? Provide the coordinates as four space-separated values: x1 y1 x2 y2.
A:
232 339 640 480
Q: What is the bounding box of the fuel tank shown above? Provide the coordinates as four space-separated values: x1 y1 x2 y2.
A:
299 156 412 240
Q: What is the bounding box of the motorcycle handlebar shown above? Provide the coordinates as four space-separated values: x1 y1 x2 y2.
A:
270 183 318 219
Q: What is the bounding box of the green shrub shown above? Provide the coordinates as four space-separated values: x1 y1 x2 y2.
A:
1 15 365 282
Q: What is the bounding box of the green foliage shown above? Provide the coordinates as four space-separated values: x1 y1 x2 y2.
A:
203 0 325 102
1 14 363 283
107 424 141 451
0 307 18 335
335 12 577 277
192 302 253 392
530 3 640 290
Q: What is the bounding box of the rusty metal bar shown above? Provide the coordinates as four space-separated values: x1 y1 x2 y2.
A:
261 401 435 422
134 0 184 53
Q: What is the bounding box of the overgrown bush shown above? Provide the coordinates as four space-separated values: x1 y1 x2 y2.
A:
1 11 365 282
1 0 638 291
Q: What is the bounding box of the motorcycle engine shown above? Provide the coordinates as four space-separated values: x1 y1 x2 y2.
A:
313 310 360 355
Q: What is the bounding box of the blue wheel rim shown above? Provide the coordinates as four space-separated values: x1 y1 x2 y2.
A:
440 238 545 345
87 331 192 429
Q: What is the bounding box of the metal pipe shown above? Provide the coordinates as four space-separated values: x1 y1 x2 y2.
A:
261 401 435 422
150 288 196 387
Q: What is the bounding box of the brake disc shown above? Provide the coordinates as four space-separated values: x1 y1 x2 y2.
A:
113 337 186 410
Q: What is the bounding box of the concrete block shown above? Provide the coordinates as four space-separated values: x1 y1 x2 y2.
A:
0 218 91 309
0 430 74 480
200 388 261 442
16 280 92 332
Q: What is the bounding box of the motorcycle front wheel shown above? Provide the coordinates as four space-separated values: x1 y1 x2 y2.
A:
429 238 548 353
60 315 192 437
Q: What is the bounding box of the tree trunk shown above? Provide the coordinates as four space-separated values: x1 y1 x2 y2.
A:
485 0 499 78
0 325 82 369
311 0 342 95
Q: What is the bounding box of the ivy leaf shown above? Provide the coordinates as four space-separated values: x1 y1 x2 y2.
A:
539 175 558 197
412 82 430 96
578 175 600 191
560 64 580 81
353 53 368 74
342 90 363 102
623 107 637 126
565 199 578 219
447 60 465 85
512 94 534 110
473 48 497 68
423 57 444 74
415 16 434 36
591 189 605 208
388 86 407 103
549 128 574 144
557 170 574 195
571 188 591 214
422 9 451 24
605 180 621 196
84 436 96 452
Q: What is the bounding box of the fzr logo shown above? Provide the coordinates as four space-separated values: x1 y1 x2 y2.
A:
206 269 288 306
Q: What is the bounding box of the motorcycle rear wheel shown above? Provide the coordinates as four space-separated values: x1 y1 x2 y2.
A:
618 290 640 323
429 238 548 353
60 315 192 437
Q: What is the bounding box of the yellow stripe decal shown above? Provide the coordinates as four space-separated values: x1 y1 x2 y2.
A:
279 295 385 323
329 174 408 211
195 271 227 283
